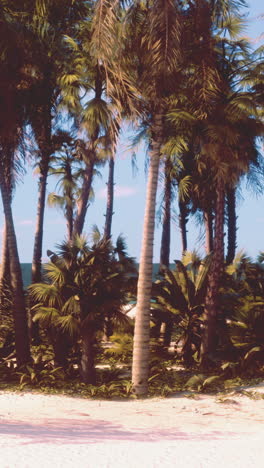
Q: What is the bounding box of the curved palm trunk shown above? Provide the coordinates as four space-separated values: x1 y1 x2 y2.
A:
73 159 94 236
0 174 31 366
179 200 188 254
200 177 225 367
104 154 115 240
226 187 237 265
160 157 171 268
132 113 163 397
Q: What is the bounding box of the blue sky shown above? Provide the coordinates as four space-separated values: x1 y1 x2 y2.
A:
0 0 263 264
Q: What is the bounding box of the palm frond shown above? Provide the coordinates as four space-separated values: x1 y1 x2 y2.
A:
28 283 61 308
56 315 80 338
33 307 60 327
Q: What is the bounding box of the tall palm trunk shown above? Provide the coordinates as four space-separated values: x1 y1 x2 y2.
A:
73 65 103 238
200 177 225 367
32 109 52 284
104 154 115 240
1 166 12 287
0 174 31 366
160 157 171 268
132 112 163 397
226 186 237 265
66 202 74 242
0 218 11 319
179 200 188 254
204 208 213 254
31 115 52 344
32 157 49 283
159 158 172 347
65 163 74 242
0 221 10 285
73 158 94 236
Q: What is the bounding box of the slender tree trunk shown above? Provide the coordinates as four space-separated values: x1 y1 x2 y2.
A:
66 206 74 242
204 208 213 254
65 197 74 242
73 64 103 238
159 157 172 346
65 161 74 242
104 154 115 240
1 166 12 287
31 114 52 344
0 174 31 366
179 200 188 254
132 112 163 397
80 329 96 384
0 218 11 321
226 187 237 265
200 177 225 367
0 221 10 285
32 160 49 283
32 108 52 285
160 157 171 268
73 160 94 236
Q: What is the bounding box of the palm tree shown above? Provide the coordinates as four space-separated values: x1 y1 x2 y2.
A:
160 0 263 367
0 1 33 365
30 0 87 283
47 134 86 242
29 236 133 383
59 16 114 239
123 0 184 396
159 149 192 266
200 88 264 366
72 64 107 236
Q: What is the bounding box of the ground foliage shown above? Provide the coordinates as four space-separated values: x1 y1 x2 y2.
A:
1 250 264 397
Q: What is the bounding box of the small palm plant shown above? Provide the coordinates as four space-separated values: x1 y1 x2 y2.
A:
153 251 211 365
224 252 264 372
29 235 134 384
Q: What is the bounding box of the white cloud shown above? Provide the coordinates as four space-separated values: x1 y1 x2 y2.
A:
17 219 34 226
98 185 138 199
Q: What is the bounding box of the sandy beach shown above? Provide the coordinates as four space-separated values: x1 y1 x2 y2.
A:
1 389 264 468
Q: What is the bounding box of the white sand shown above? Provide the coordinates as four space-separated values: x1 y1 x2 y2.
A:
1 389 264 468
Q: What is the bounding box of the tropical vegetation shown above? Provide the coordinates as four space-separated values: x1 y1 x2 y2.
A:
0 0 263 398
